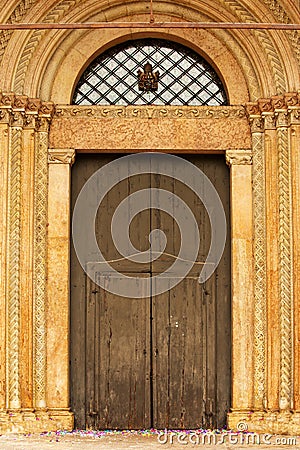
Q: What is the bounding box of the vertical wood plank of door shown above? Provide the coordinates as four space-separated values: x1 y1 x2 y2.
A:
86 272 151 429
152 275 204 428
151 155 230 429
192 155 231 427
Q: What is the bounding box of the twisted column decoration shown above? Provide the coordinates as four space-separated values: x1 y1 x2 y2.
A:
7 125 22 410
4 93 26 410
247 93 297 413
274 96 293 411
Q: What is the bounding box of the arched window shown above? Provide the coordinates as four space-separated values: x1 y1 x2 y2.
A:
72 38 228 106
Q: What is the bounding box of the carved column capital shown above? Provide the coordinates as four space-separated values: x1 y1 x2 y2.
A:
263 113 276 130
226 150 252 167
0 108 10 124
288 108 300 126
48 149 76 166
275 110 289 128
249 116 264 133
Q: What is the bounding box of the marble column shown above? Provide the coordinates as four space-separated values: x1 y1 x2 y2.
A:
47 149 75 419
225 150 254 415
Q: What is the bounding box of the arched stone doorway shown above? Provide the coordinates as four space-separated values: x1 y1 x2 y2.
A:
69 39 231 429
0 0 299 435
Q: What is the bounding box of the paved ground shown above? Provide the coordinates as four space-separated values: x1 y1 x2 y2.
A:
0 431 299 450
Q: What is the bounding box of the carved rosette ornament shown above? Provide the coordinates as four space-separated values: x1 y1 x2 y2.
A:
245 92 300 415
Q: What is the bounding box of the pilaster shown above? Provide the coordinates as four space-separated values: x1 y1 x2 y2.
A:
288 94 300 412
0 96 9 413
0 93 73 433
47 149 75 417
229 92 300 434
225 149 254 413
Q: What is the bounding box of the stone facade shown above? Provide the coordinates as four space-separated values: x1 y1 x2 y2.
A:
0 0 299 435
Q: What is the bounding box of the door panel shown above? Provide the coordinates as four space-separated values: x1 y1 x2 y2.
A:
152 275 204 429
71 153 231 430
86 272 151 429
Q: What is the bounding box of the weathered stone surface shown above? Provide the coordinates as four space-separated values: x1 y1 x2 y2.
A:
49 107 251 151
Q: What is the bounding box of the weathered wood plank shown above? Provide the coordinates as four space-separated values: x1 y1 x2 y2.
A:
89 273 151 429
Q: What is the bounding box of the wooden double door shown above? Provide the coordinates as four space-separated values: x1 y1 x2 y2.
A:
71 153 231 429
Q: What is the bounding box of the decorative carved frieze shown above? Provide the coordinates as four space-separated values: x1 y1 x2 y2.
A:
34 129 48 410
0 94 55 130
225 150 252 166
246 93 300 116
48 149 76 166
252 128 267 410
258 98 273 113
54 105 246 120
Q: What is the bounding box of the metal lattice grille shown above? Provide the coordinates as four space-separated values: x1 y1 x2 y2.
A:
72 39 228 106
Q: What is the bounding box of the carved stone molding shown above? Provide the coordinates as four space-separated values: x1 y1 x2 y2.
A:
7 126 22 410
48 149 76 166
0 92 55 414
228 410 300 435
34 129 48 410
54 105 246 120
252 130 267 409
0 410 73 434
0 94 55 130
225 150 252 166
277 125 293 411
246 92 299 412
246 92 300 123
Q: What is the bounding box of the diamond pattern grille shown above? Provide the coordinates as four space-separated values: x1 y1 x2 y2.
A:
72 39 228 106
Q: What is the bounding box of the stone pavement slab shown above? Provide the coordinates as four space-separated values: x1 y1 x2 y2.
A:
0 431 299 450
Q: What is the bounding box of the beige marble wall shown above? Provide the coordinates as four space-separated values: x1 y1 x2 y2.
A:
49 106 251 151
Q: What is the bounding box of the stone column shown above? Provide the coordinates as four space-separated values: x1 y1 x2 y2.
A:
33 103 55 413
6 94 23 412
19 98 38 414
260 100 280 412
0 97 10 413
47 149 75 424
225 150 254 418
273 96 294 413
248 105 268 412
289 96 300 411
